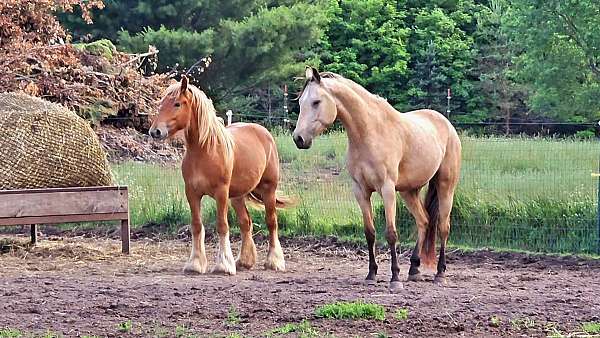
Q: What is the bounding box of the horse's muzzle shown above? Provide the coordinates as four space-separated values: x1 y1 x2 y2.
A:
293 134 311 149
149 127 168 140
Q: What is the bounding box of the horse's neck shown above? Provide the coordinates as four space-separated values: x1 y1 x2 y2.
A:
332 83 400 144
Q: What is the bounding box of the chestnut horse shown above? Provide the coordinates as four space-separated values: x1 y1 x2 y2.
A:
150 76 289 275
293 67 461 291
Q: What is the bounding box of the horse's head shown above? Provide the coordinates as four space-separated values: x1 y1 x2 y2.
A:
149 76 194 140
293 66 337 149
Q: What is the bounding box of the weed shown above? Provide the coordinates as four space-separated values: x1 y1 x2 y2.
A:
511 317 536 330
489 316 502 327
315 301 385 321
582 322 600 334
394 308 409 320
268 320 320 337
117 320 133 333
226 306 241 325
0 329 21 338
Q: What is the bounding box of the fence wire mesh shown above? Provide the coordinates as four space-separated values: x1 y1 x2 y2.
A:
111 119 600 255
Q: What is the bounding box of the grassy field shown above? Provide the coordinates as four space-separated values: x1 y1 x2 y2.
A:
112 132 600 254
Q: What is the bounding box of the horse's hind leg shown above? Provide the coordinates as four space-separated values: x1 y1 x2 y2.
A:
232 197 257 270
399 189 428 281
263 189 285 271
433 178 457 285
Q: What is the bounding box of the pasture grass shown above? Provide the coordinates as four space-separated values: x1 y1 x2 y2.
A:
267 320 320 337
314 301 386 321
0 329 21 338
394 308 409 321
489 316 502 327
117 320 132 333
225 306 242 326
582 322 600 334
111 132 600 254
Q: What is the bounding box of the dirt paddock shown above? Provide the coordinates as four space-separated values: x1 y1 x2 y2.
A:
1 235 599 337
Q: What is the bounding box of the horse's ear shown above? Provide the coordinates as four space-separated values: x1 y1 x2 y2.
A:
305 66 321 83
180 75 189 93
311 67 321 83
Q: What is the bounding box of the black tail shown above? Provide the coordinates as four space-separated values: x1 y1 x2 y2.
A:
420 173 439 268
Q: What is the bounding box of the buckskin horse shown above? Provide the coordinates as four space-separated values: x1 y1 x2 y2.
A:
293 67 461 291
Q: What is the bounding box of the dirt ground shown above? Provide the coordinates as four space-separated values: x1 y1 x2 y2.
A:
1 235 599 338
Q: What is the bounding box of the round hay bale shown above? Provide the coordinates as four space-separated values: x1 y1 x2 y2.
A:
0 92 113 189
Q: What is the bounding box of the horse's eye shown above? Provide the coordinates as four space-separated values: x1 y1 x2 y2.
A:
313 100 321 107
174 102 181 107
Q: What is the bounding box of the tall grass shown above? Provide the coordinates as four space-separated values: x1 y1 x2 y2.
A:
112 132 600 254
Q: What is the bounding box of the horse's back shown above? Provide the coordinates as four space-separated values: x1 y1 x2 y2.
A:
402 109 460 146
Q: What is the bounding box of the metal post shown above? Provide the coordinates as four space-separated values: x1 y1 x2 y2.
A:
597 137 600 254
283 84 289 129
446 88 452 119
226 110 233 126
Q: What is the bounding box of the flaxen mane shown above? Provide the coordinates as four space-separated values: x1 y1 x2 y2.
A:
164 83 234 159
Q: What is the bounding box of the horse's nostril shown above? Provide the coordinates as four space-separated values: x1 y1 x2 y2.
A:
293 135 304 148
150 128 162 139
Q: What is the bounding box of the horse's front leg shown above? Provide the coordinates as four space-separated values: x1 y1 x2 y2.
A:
380 180 402 292
352 183 377 285
212 188 236 275
183 188 207 274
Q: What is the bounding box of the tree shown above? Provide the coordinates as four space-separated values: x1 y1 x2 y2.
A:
61 1 328 111
318 0 410 107
510 0 600 122
471 0 526 130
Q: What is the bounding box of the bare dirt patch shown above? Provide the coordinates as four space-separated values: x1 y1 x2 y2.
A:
1 235 599 337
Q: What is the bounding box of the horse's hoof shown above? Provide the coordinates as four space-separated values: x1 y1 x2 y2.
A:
407 273 423 282
364 279 376 286
212 263 236 276
433 275 447 286
236 258 255 270
264 260 286 272
183 260 207 275
389 281 403 293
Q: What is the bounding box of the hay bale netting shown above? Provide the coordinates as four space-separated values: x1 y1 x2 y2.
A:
0 92 113 189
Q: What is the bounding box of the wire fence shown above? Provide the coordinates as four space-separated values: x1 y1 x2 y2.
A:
111 117 600 255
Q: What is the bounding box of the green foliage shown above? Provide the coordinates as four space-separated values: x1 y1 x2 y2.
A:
117 320 133 333
0 328 21 338
394 308 409 320
582 322 600 334
73 39 116 60
267 320 320 337
314 301 385 321
489 316 502 327
319 0 410 105
63 1 328 112
226 306 241 325
510 0 600 122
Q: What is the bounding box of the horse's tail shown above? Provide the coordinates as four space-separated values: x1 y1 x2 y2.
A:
246 191 296 209
420 173 440 269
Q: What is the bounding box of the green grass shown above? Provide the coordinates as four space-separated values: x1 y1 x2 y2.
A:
267 320 320 337
394 308 409 320
489 316 502 327
314 301 385 321
581 322 600 334
0 329 21 338
110 132 600 254
226 306 241 325
117 320 132 333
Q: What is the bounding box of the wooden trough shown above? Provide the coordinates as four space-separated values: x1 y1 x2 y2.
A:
0 186 130 254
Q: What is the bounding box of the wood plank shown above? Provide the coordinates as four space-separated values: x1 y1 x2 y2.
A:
0 189 128 218
0 212 129 226
0 186 127 195
121 217 130 254
30 224 37 244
